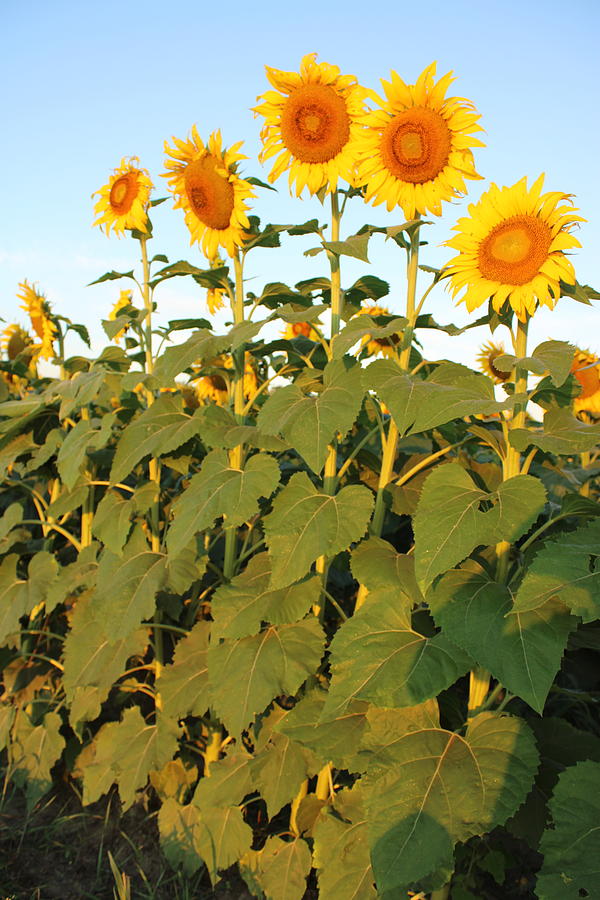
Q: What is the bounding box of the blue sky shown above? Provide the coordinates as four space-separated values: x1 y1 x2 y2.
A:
2 0 599 370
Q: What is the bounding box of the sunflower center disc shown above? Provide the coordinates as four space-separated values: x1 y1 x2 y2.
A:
280 83 350 163
109 175 136 214
382 107 451 184
184 157 235 231
478 215 553 285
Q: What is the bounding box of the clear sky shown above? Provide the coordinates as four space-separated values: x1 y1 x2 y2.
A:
1 0 599 370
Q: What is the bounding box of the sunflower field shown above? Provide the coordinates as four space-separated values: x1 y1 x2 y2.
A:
2 54 600 899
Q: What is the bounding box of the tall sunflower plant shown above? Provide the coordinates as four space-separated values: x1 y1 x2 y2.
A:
1 53 600 900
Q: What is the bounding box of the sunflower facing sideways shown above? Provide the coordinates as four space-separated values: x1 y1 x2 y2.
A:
17 280 57 360
571 348 600 419
477 340 512 383
445 175 583 322
190 354 258 407
93 157 153 237
356 305 402 358
1 323 33 361
108 290 134 342
356 62 483 218
162 127 254 259
282 321 320 341
254 53 366 196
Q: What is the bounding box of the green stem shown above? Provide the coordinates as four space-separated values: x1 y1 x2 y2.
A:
139 236 164 672
430 885 451 900
223 250 246 580
371 221 420 537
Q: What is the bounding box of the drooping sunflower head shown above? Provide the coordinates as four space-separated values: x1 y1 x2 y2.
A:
1 323 33 361
476 341 512 383
17 280 57 360
445 175 584 322
109 289 134 342
356 305 402 358
356 62 484 218
571 348 600 419
162 127 254 259
190 353 258 406
206 254 228 314
282 321 320 341
254 52 366 196
93 157 153 237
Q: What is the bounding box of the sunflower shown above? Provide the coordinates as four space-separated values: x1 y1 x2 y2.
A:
162 127 254 259
109 290 134 342
17 280 57 360
206 254 228 314
356 305 402 358
571 348 600 418
254 52 366 196
93 157 153 237
282 321 320 340
476 341 512 383
191 354 258 406
1 324 33 361
445 175 583 322
356 62 483 218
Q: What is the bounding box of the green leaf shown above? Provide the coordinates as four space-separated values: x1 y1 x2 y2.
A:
331 315 406 359
365 360 503 437
165 542 206 594
158 799 204 876
363 713 538 894
211 552 320 639
88 269 135 285
0 552 58 645
428 570 575 713
351 536 422 605
258 359 363 473
155 621 210 722
110 395 204 482
321 587 471 720
153 330 223 384
413 463 546 590
10 710 65 811
82 707 179 810
264 472 374 589
250 837 312 900
512 518 600 621
275 688 368 770
510 407 600 454
62 591 148 735
195 805 253 883
313 785 377 900
45 543 99 613
537 760 600 899
93 543 167 642
323 233 371 262
250 731 311 817
166 317 211 332
193 747 254 810
91 490 133 555
167 450 280 557
208 618 324 736
57 415 115 489
344 275 390 306
531 340 575 387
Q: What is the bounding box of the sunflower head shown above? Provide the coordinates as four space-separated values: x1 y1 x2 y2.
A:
476 341 512 383
206 254 228 314
356 305 402 358
283 321 320 341
109 289 134 342
445 175 584 322
17 280 57 360
356 62 484 218
254 52 366 197
93 157 153 237
571 348 600 419
1 323 33 361
162 127 254 259
190 353 258 406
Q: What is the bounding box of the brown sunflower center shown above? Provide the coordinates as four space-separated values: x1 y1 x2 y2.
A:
184 157 235 231
381 107 452 184
292 322 312 337
109 173 139 215
478 215 553 286
280 83 350 163
208 374 228 392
